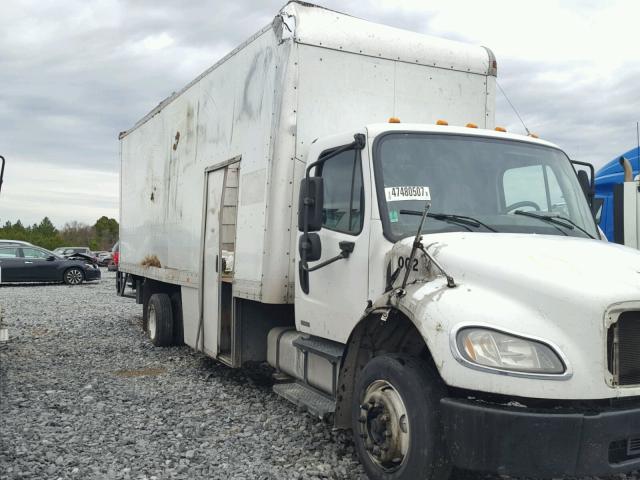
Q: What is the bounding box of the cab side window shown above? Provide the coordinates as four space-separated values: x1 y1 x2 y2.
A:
503 164 564 213
319 149 364 235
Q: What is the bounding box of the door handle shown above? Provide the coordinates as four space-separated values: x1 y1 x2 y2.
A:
215 255 218 273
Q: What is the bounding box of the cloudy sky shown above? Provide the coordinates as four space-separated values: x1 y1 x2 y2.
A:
1 0 638 227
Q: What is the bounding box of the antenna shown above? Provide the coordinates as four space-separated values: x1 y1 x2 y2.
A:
497 81 531 136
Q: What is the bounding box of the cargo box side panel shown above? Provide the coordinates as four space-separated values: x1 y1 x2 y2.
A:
294 44 492 164
120 27 290 296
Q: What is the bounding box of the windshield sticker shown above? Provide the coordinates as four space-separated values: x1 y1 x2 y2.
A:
385 186 431 202
389 210 399 223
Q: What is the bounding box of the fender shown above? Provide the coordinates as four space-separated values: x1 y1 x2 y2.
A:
334 287 444 428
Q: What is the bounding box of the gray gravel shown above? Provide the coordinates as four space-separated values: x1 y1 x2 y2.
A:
0 270 638 480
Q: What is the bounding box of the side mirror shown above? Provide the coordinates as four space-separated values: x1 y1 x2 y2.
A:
299 233 321 261
571 160 595 208
298 177 324 232
47 255 56 261
578 170 595 206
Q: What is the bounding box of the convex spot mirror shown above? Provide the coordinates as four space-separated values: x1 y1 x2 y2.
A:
298 233 321 262
298 177 324 232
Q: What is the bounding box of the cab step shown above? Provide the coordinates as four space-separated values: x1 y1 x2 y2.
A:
273 382 335 419
292 335 343 363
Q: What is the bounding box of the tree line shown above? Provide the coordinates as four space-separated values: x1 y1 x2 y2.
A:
0 216 118 252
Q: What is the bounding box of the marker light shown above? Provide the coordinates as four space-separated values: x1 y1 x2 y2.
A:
466 123 478 128
388 117 401 123
436 119 449 126
494 126 507 132
528 133 539 138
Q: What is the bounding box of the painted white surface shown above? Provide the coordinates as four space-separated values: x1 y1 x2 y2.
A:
387 232 640 399
623 181 640 248
294 131 372 342
201 169 225 357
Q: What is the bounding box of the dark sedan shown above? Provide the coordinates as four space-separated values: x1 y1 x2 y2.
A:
0 245 101 285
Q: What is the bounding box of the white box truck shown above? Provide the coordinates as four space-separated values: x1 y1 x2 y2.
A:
117 3 640 478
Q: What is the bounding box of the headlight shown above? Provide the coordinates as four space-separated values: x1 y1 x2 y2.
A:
454 327 566 376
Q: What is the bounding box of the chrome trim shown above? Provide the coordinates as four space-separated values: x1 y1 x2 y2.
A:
449 322 573 381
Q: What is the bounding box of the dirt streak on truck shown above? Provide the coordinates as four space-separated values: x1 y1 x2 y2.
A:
116 2 640 479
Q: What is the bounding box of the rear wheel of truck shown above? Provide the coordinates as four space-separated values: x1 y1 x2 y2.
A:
352 354 451 480
146 293 174 347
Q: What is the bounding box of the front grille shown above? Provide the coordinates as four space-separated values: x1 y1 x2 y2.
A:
609 311 640 386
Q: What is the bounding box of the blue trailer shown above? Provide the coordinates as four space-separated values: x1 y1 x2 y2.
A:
594 146 640 241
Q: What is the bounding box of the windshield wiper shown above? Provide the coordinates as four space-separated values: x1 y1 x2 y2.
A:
513 210 595 239
394 203 456 291
549 215 596 239
399 210 498 232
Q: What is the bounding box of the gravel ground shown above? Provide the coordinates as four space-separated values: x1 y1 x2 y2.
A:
0 270 638 480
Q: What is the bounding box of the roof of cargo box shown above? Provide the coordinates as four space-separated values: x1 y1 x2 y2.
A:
282 2 495 76
120 1 495 139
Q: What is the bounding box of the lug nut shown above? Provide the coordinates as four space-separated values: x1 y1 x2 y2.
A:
385 430 392 437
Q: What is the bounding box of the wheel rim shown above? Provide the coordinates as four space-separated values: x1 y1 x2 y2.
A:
148 304 157 341
358 379 410 472
66 269 82 285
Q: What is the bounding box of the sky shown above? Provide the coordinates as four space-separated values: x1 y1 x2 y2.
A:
0 0 639 227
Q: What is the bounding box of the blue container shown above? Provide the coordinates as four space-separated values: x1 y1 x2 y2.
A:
594 146 640 240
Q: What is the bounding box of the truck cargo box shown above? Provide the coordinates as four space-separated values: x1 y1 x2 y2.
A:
119 1 496 306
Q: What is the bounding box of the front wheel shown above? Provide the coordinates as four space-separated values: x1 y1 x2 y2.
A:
352 354 451 480
63 268 84 285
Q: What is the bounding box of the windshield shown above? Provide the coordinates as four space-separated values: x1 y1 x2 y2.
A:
374 133 598 240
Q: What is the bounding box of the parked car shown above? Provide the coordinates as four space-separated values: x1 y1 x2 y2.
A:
107 241 119 271
96 251 113 266
54 246 98 264
0 245 101 285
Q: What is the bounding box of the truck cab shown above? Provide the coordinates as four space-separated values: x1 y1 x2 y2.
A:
289 122 640 478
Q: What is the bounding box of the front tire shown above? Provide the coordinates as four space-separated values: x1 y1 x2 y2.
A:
146 293 174 347
352 354 451 480
63 268 84 285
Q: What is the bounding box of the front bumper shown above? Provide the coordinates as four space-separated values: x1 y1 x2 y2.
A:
84 267 101 281
442 397 640 477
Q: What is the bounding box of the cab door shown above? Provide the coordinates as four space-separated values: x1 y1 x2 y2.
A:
295 132 371 343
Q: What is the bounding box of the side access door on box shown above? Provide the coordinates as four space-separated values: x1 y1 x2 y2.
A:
200 159 240 364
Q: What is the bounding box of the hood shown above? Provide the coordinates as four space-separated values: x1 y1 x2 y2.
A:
65 252 96 263
391 232 640 306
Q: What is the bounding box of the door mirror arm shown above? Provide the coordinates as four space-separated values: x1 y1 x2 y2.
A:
303 241 355 273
